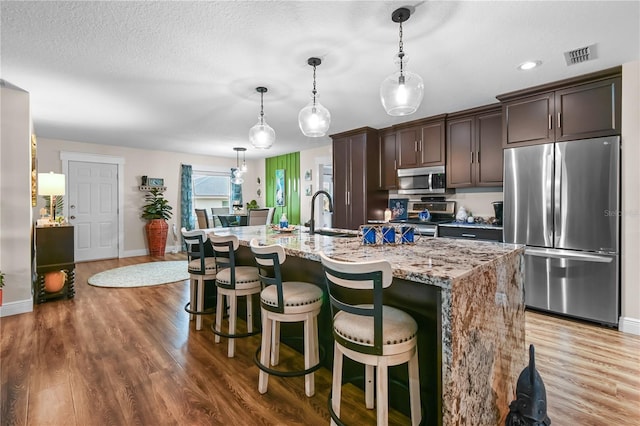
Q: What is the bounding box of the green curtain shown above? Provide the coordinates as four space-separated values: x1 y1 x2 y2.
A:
265 152 300 225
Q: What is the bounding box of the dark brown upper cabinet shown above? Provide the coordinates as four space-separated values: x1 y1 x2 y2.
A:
498 67 621 147
396 115 446 169
378 129 397 190
447 104 503 188
331 127 387 229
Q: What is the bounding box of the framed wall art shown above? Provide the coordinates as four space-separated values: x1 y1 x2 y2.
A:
275 169 285 206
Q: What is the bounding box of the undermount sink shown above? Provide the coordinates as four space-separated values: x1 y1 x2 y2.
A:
310 230 358 238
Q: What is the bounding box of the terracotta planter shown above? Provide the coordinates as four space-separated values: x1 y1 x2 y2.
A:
0 289 3 306
145 219 168 257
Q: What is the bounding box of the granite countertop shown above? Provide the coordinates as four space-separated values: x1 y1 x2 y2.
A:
438 221 503 230
210 225 522 290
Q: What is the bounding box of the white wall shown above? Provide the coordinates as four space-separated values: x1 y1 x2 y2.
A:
620 60 640 334
37 138 259 256
299 144 332 225
0 82 34 316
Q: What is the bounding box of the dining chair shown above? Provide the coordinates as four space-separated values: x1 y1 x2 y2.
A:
210 234 262 358
217 215 232 227
319 252 422 426
181 228 216 331
195 208 210 229
250 239 323 397
247 208 271 226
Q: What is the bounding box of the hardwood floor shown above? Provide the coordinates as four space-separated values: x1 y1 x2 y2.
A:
1 255 639 425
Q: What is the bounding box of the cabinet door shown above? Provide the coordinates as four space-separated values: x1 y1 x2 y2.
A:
446 116 474 188
419 121 445 166
503 92 554 146
555 77 621 141
348 134 367 229
397 127 420 168
332 138 349 229
476 111 503 186
379 131 397 189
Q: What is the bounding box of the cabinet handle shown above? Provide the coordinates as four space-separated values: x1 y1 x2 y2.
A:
557 112 561 128
548 114 552 130
477 151 480 163
461 233 477 238
414 140 418 151
347 192 350 205
418 140 422 152
470 152 474 164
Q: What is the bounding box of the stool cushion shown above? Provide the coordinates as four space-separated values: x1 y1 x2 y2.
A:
333 305 417 349
188 257 217 274
261 282 323 312
216 266 261 289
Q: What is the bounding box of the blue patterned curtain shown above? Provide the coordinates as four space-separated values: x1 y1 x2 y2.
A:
231 168 243 209
180 165 194 247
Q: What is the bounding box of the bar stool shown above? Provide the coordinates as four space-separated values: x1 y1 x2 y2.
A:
249 239 324 397
181 228 216 331
209 234 262 358
319 252 422 426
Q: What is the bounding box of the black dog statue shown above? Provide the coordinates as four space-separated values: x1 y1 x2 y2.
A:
506 344 552 426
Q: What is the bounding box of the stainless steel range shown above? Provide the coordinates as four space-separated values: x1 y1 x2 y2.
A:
391 198 456 237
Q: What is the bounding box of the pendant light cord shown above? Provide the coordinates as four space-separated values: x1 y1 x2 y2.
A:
312 63 318 106
398 20 405 78
259 91 265 125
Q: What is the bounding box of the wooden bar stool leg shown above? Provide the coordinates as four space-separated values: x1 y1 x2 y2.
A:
408 349 422 426
246 294 253 334
196 278 204 331
228 293 237 358
376 360 389 426
215 290 223 343
258 310 272 394
365 364 375 409
303 312 315 397
271 320 281 366
332 341 343 420
189 278 196 321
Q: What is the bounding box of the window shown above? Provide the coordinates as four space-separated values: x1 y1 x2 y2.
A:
192 171 230 213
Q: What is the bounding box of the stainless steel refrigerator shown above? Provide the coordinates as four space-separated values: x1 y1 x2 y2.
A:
504 136 620 325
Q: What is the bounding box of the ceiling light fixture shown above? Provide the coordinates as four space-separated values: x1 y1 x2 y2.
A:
517 60 542 71
298 57 331 137
380 7 424 116
232 147 247 184
249 87 275 149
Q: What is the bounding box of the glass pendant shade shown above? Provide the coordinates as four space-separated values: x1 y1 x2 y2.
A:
380 69 424 116
298 94 331 137
249 117 275 149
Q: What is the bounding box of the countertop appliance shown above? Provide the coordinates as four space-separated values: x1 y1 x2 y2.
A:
391 198 456 237
504 136 620 326
397 166 448 195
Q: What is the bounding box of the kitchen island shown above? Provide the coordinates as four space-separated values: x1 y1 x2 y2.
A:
209 225 525 425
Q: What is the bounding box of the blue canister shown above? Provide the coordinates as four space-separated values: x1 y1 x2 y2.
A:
382 226 395 244
362 226 376 245
401 226 414 244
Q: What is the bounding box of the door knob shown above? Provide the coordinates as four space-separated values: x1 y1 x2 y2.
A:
70 215 76 220
70 205 76 209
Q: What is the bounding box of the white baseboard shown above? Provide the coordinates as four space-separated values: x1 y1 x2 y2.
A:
0 297 34 317
619 316 640 336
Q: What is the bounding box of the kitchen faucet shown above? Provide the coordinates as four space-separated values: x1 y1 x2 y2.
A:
309 190 333 234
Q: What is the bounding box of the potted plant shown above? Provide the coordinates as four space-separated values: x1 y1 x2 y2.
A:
141 188 173 256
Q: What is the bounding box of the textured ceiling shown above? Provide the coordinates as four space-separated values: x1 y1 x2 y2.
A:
1 1 638 159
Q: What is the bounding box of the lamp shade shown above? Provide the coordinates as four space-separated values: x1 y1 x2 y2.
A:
249 118 276 149
298 95 331 137
38 172 65 196
380 69 424 116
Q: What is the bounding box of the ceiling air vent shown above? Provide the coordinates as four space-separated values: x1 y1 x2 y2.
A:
564 44 597 66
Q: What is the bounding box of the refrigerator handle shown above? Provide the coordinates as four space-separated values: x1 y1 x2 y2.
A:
554 145 562 247
526 247 614 263
544 146 554 246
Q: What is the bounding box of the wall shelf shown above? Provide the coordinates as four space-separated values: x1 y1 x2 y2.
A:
139 185 167 192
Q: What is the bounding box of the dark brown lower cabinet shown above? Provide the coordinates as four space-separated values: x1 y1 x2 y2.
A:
34 225 75 303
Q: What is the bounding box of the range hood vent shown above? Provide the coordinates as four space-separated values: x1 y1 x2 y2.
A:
564 44 596 66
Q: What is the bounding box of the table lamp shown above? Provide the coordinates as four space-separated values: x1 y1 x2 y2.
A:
38 172 65 222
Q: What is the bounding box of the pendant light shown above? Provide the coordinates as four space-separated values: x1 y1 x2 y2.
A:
380 7 424 116
249 87 275 149
232 147 246 184
298 57 331 137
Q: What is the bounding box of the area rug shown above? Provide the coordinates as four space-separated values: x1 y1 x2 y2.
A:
88 261 189 288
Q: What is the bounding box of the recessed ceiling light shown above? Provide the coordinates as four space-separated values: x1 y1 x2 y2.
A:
517 60 542 71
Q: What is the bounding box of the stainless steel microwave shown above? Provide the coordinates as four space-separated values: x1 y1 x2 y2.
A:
397 166 448 195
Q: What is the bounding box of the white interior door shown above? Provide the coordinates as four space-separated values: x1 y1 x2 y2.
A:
68 161 119 261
